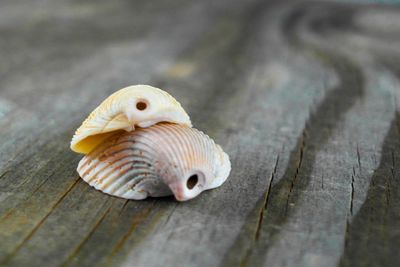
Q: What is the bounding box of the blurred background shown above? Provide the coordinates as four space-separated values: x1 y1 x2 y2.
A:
0 1 400 267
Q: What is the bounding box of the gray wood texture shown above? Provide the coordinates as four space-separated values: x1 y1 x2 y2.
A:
0 0 399 266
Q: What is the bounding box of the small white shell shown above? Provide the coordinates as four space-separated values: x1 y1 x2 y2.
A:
77 123 231 201
71 85 191 154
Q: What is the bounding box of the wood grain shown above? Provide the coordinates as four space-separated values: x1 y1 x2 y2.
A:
0 1 399 267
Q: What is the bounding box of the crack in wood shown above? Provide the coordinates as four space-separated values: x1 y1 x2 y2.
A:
118 200 130 217
162 203 178 228
60 203 113 267
109 201 156 256
285 130 306 213
391 150 395 181
238 155 280 267
356 143 362 170
0 171 10 180
29 169 58 197
339 113 400 267
343 219 351 251
0 177 81 265
321 173 324 190
350 171 355 217
258 155 280 240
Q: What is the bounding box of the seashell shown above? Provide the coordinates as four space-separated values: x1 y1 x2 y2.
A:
71 84 231 201
71 85 191 154
77 123 231 201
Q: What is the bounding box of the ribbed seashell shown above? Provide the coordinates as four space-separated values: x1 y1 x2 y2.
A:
71 85 191 154
77 123 231 201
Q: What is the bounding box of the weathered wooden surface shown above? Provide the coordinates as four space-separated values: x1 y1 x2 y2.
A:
0 0 399 266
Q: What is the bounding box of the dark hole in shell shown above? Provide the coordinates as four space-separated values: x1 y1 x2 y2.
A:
136 101 147 111
186 174 198 190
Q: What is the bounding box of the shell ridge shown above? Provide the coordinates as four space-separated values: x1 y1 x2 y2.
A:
158 124 189 180
103 168 157 193
112 173 156 195
191 127 208 171
146 125 182 172
79 147 156 184
92 164 156 189
107 170 158 195
80 135 159 170
95 159 155 185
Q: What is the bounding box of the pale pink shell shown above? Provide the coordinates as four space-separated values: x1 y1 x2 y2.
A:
77 123 231 201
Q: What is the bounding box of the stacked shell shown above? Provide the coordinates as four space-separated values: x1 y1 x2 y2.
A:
70 85 231 201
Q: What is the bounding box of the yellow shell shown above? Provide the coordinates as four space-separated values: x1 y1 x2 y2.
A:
71 85 192 154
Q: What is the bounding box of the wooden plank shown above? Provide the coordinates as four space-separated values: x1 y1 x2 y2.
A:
221 3 399 267
0 0 234 264
0 1 399 267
